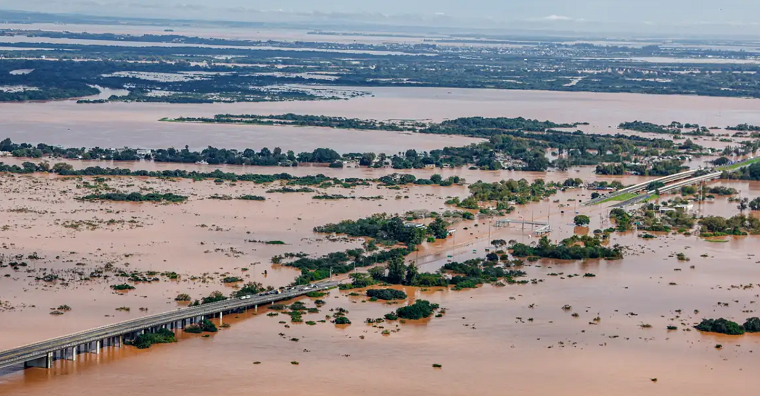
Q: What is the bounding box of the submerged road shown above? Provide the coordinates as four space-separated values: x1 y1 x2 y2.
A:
0 281 339 370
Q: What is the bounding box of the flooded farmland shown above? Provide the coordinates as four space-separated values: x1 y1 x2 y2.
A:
0 164 759 395
1 38 760 393
1 87 759 151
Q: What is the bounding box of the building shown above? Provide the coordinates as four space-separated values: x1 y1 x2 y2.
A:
342 160 360 168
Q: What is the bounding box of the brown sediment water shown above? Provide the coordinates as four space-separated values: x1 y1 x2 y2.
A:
0 87 757 152
1 170 760 395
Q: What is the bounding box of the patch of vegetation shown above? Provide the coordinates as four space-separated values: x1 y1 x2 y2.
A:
511 235 623 260
695 318 745 335
366 289 408 300
396 300 440 320
175 293 191 301
78 192 187 203
126 328 176 349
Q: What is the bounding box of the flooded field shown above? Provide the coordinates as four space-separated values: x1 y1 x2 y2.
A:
0 23 437 46
1 87 757 152
1 46 760 394
0 166 759 395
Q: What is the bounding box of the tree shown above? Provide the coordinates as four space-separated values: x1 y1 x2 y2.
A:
232 282 263 298
744 317 760 333
574 215 591 227
738 197 749 213
750 198 760 211
52 162 74 173
712 157 730 166
404 263 419 285
348 272 374 288
386 257 407 285
428 218 449 239
368 266 386 281
695 318 744 335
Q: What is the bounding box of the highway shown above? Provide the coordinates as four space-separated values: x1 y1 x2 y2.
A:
611 171 723 208
0 281 339 370
590 156 758 208
584 168 701 206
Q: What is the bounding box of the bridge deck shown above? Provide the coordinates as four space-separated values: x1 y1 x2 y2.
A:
0 281 338 370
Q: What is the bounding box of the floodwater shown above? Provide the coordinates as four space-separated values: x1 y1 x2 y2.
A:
0 35 432 56
1 87 758 152
0 23 439 46
2 46 760 394
1 169 760 395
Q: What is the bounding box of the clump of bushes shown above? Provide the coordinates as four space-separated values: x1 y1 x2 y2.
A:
396 300 440 320
127 328 176 349
366 289 407 300
695 318 746 335
185 319 218 334
175 293 191 301
222 277 243 283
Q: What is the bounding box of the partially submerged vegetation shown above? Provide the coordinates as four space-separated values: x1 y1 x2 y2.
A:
695 318 760 335
395 300 440 320
78 192 188 203
699 215 760 237
314 213 451 245
126 328 177 349
366 289 408 300
447 179 559 211
510 236 623 260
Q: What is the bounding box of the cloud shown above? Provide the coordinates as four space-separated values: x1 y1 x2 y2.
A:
543 14 572 21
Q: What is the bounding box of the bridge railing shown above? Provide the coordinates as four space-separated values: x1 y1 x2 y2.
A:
0 282 336 367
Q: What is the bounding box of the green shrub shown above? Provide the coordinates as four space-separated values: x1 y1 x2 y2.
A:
366 289 407 300
396 300 439 320
128 328 176 349
695 318 745 335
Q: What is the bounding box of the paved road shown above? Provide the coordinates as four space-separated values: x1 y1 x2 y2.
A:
584 169 701 206
0 281 339 369
611 171 723 208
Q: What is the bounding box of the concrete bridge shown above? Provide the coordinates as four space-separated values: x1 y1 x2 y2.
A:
587 156 759 207
584 168 703 206
611 170 723 208
0 281 338 371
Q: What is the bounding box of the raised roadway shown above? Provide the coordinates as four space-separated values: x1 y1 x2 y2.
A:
583 168 702 206
0 280 339 370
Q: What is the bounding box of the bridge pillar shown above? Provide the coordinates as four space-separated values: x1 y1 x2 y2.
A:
93 340 101 354
254 305 257 313
24 352 53 369
66 346 77 361
219 312 223 325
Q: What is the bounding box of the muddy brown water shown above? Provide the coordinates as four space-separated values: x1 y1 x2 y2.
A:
0 170 759 395
1 87 758 151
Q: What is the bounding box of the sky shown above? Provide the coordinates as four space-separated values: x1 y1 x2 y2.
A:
3 0 760 36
